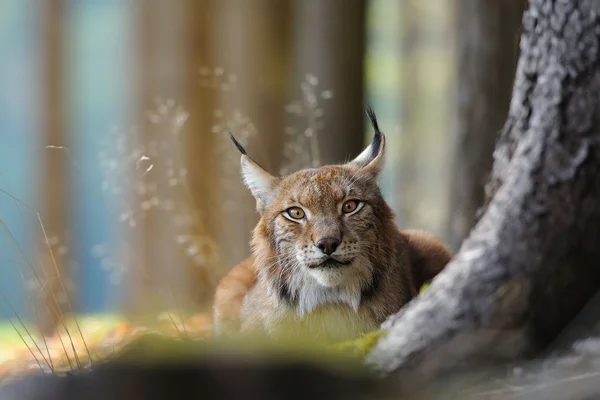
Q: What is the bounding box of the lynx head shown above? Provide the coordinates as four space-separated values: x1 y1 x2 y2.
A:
231 109 397 313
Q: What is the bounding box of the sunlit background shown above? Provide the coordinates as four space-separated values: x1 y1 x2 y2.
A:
0 0 456 332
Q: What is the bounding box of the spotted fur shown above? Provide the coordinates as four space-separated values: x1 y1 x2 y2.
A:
213 110 452 343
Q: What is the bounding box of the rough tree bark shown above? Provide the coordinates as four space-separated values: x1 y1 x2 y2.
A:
366 0 600 391
445 0 525 251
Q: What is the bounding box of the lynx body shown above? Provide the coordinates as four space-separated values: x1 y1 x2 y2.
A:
213 110 451 343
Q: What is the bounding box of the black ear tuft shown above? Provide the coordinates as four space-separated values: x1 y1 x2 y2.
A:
365 106 382 159
365 106 380 133
229 132 247 155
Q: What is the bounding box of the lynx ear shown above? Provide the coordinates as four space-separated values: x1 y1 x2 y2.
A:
229 133 279 213
348 107 385 175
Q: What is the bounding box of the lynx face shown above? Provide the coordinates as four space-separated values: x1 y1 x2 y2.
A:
230 110 395 315
271 165 387 290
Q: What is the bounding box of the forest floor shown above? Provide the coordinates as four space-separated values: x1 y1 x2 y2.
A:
0 311 213 381
0 310 382 384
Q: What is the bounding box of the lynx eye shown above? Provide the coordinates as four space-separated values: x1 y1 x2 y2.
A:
342 200 361 214
285 207 305 221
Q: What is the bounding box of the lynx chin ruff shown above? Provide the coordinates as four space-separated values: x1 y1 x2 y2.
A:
213 109 452 343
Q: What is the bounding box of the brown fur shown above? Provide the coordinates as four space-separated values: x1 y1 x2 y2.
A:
213 113 452 343
403 229 453 290
214 230 451 342
212 256 256 336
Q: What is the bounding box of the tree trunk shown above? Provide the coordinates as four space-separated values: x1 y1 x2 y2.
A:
130 0 197 313
366 0 600 391
394 1 454 237
286 0 366 170
445 0 525 251
180 0 221 307
39 0 70 336
210 0 291 271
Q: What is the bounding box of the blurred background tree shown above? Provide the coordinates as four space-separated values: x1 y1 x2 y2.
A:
39 0 71 336
288 0 366 167
0 0 522 334
211 0 291 271
392 0 454 237
445 0 525 251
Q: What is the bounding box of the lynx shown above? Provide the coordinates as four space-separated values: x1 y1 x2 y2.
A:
213 109 452 343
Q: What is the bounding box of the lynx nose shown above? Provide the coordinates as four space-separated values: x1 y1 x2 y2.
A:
316 237 340 255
